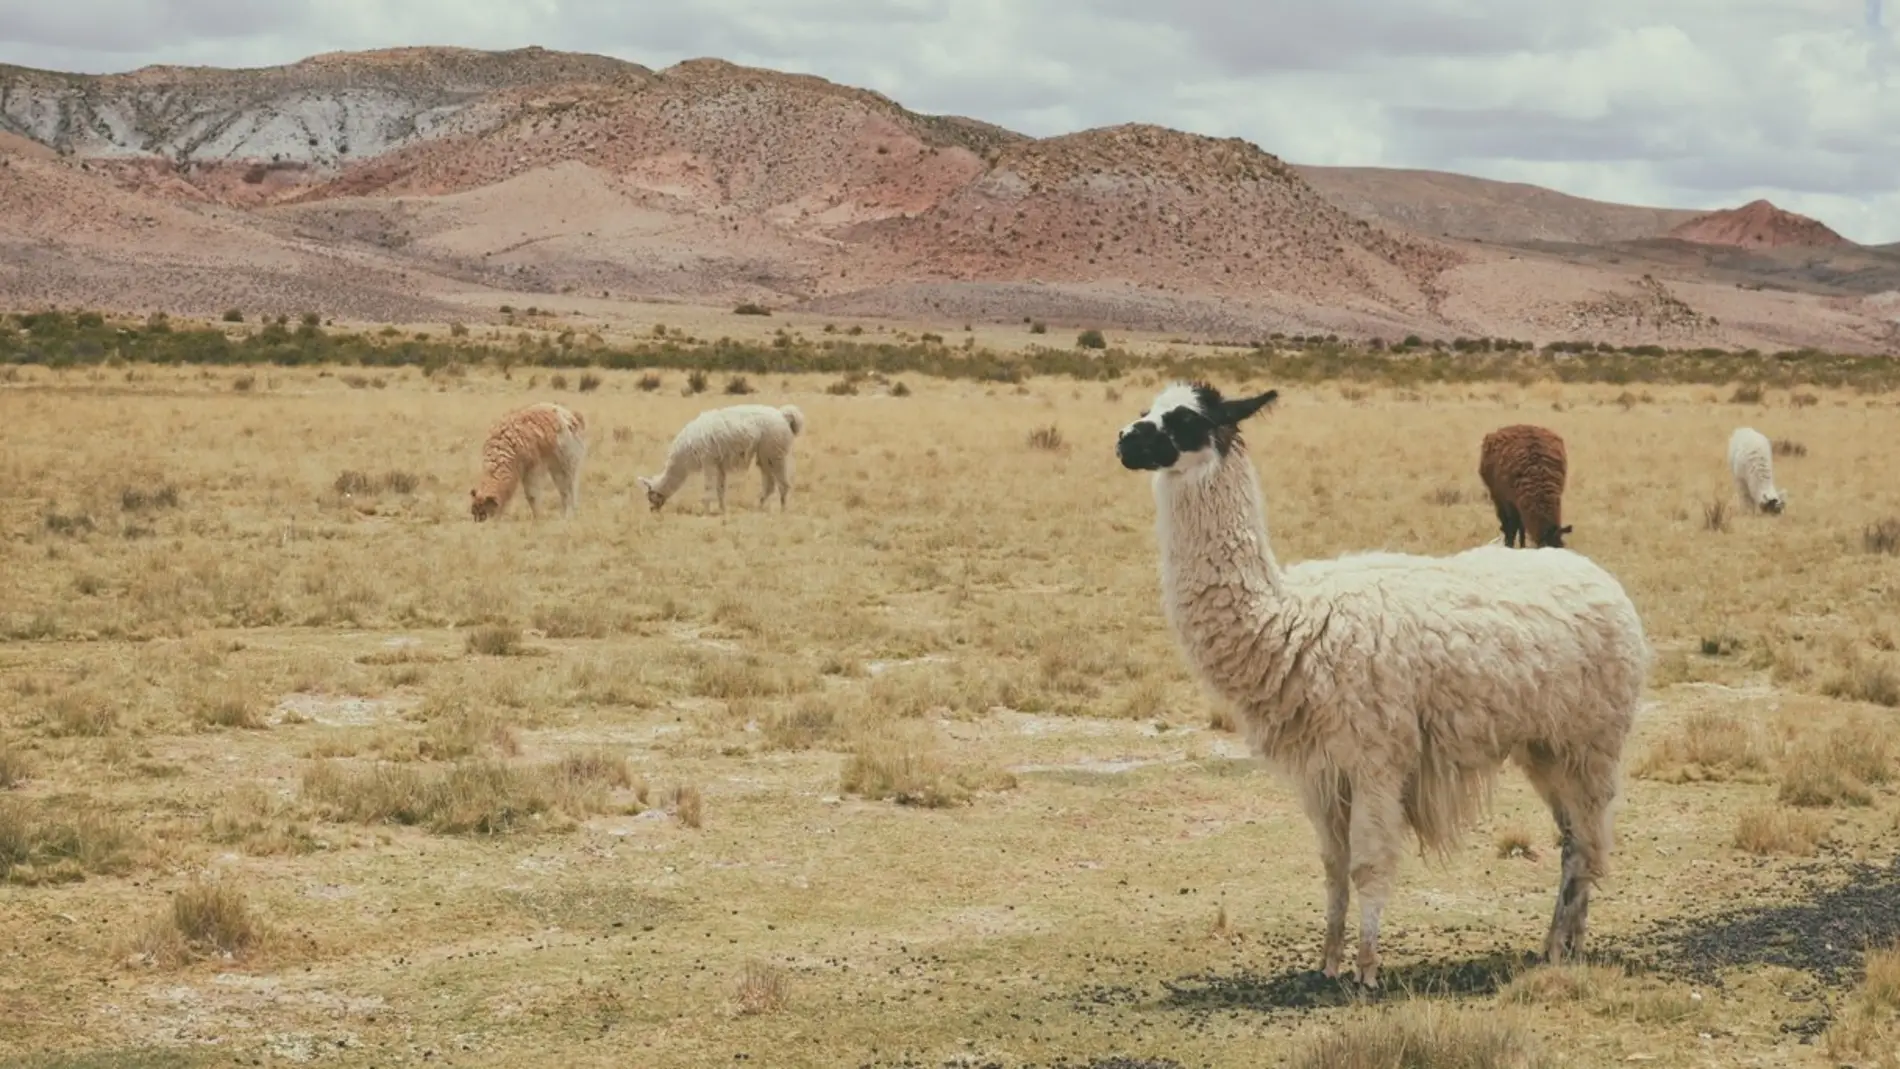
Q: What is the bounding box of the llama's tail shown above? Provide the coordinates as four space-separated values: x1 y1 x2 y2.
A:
778 404 806 436
1404 739 1497 859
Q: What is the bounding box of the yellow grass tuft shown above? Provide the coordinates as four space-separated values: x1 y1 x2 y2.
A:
667 783 704 828
300 756 633 835
0 797 138 885
1494 823 1539 860
1634 709 1772 783
733 960 790 1016
1777 716 1892 807
839 729 1017 808
1733 805 1832 856
130 877 265 966
1827 942 1900 1062
1290 1000 1553 1069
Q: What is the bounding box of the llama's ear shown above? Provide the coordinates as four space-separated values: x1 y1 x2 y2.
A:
1560 524 1574 535
1216 389 1278 425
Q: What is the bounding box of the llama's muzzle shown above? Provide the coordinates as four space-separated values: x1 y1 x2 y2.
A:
1117 422 1177 471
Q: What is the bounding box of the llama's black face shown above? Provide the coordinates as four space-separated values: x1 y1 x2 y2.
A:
1117 382 1279 474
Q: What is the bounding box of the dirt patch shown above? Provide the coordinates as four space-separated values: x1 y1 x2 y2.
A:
272 692 414 726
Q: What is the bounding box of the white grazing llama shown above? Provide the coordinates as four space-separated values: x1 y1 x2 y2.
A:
1727 427 1787 514
1116 381 1649 987
469 402 587 521
638 403 805 514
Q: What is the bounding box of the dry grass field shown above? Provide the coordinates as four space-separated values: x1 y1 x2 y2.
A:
5 358 1900 1069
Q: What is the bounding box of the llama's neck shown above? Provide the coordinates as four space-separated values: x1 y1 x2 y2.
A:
650 452 696 498
1152 448 1288 699
474 466 519 507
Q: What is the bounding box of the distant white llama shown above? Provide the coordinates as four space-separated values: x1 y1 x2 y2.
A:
1116 381 1650 988
638 403 805 514
469 402 587 521
1727 427 1786 514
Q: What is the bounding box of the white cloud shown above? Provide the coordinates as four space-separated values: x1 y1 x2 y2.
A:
0 0 1894 242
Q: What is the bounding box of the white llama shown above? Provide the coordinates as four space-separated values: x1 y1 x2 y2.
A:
638 403 805 514
1727 427 1786 514
1115 381 1650 988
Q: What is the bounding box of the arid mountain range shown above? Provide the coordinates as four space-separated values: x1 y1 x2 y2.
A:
2 45 1896 352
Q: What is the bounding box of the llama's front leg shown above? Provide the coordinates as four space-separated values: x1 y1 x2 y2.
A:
1301 775 1352 978
1495 501 1520 547
520 465 543 519
712 464 729 514
1347 778 1405 988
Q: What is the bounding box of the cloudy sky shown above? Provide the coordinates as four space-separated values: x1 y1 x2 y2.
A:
3 0 1897 243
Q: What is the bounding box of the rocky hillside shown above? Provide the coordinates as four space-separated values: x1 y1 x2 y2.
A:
1664 199 1852 250
0 46 647 204
0 46 1891 353
841 124 1464 308
1296 165 1703 247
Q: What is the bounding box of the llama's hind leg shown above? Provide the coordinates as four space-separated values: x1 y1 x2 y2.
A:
1518 742 1617 964
1300 773 1353 978
1345 775 1405 988
554 439 585 518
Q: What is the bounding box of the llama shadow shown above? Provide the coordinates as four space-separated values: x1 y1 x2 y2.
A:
1157 949 1544 1014
1625 856 1900 989
1136 856 1900 1032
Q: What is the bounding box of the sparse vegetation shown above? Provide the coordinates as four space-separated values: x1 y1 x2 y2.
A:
7 309 1900 393
1703 497 1730 532
3 344 1899 1065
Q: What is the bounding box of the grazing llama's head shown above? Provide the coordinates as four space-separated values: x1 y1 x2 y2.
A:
636 476 668 512
1117 381 1279 478
469 488 503 522
1759 488 1787 515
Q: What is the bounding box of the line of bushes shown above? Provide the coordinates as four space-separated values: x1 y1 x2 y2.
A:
3 308 1896 391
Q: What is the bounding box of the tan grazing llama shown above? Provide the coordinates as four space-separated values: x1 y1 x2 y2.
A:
1116 381 1649 988
469 402 587 521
